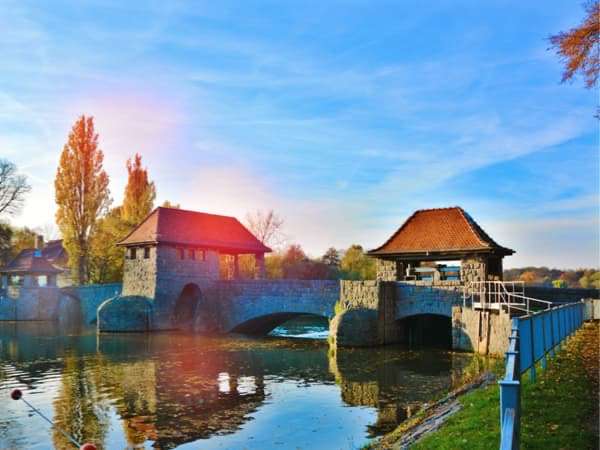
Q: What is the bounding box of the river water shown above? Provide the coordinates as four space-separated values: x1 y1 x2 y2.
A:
0 318 487 450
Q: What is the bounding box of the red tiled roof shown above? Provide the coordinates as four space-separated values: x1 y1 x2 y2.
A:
2 249 63 274
369 207 514 256
117 207 272 254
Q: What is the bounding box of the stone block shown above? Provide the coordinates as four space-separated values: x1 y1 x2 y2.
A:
98 295 153 332
330 309 379 347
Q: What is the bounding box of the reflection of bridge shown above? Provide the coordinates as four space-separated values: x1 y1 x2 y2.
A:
0 321 484 448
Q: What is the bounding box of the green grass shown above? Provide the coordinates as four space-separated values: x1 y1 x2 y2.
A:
409 322 599 450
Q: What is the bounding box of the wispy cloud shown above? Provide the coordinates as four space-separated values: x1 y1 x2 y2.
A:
1 0 597 267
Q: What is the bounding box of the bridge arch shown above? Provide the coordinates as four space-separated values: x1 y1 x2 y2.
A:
229 312 328 336
173 283 202 329
397 313 452 348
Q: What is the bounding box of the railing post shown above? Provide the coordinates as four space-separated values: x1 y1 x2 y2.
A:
500 332 520 449
528 318 536 383
540 314 547 370
549 309 555 357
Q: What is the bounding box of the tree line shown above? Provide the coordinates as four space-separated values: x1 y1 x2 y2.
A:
504 267 600 289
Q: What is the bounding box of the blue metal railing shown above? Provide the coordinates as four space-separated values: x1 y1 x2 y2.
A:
498 302 585 450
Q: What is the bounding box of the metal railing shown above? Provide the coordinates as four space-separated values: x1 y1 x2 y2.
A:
498 302 585 449
463 281 553 315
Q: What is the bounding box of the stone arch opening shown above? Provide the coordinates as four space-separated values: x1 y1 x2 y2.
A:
230 313 329 336
397 314 451 349
173 283 202 329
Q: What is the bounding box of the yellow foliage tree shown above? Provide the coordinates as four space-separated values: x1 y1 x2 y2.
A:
55 116 110 284
122 153 156 224
89 153 156 283
89 207 131 283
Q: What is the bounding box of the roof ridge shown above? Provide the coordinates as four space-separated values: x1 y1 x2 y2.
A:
157 206 237 220
456 208 491 248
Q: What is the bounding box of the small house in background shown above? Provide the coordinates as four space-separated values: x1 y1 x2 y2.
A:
368 207 514 283
0 236 73 291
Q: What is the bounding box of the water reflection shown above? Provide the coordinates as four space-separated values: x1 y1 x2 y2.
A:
0 321 488 449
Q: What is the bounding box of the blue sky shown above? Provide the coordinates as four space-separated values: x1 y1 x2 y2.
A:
1 0 598 268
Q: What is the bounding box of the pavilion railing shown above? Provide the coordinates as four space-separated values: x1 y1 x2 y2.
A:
498 301 585 450
463 281 553 315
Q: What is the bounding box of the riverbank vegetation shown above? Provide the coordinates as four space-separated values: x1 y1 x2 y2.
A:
504 267 600 289
373 321 599 449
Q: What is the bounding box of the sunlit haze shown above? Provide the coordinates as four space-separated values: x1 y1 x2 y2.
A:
1 0 598 268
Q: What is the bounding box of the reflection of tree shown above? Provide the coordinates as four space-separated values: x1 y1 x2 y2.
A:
91 357 158 447
92 341 274 449
52 354 109 449
151 353 267 449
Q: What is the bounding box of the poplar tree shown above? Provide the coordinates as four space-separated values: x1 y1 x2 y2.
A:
122 153 156 225
55 116 110 284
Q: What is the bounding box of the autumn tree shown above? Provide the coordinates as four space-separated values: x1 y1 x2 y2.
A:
579 270 600 288
89 153 157 283
550 1 599 88
322 247 341 267
122 153 156 225
0 159 30 216
10 227 37 257
55 116 110 284
340 244 376 280
0 223 12 266
245 210 286 249
265 252 284 279
89 207 131 283
519 270 538 284
161 200 181 209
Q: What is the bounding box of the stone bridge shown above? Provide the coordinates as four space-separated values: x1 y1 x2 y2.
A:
98 280 340 334
4 277 596 358
0 283 121 324
207 280 339 334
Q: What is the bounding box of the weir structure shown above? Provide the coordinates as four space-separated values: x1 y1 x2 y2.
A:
1 206 597 356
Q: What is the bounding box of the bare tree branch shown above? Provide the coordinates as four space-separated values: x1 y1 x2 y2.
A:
0 159 31 216
245 209 287 249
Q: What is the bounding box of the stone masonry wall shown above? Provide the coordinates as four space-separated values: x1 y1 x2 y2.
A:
452 306 512 356
460 256 487 284
0 287 61 321
376 259 400 281
337 280 399 345
395 282 463 320
153 244 220 328
212 279 339 333
122 245 158 298
68 283 122 324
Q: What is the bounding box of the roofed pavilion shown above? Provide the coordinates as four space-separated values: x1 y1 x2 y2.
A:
367 207 514 283
118 206 271 280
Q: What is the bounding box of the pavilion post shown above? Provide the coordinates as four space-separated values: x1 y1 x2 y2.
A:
255 253 266 279
233 254 240 280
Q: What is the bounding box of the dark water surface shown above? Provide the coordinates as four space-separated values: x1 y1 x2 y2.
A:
0 319 487 450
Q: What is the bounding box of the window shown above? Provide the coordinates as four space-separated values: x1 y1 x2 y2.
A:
200 250 206 261
129 247 137 259
9 275 23 286
178 248 185 260
188 248 195 260
144 247 150 259
37 275 48 287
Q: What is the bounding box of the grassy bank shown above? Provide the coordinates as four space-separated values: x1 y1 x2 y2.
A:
374 321 599 450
